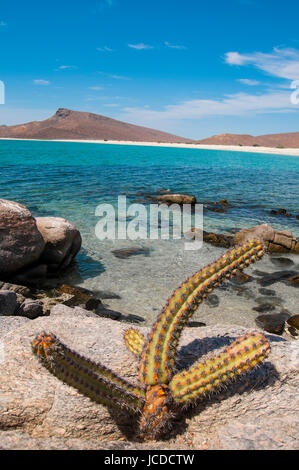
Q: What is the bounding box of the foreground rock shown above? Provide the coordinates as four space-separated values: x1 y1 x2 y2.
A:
0 200 82 284
0 200 45 275
234 224 299 254
0 309 298 450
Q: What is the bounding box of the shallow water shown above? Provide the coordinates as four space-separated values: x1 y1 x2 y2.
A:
0 139 298 326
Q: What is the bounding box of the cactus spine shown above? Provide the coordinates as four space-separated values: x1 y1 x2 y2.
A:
32 240 271 440
139 240 265 386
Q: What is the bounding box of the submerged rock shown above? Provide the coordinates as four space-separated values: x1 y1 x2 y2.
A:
153 194 196 205
270 257 294 268
111 247 151 259
255 312 291 335
257 270 298 287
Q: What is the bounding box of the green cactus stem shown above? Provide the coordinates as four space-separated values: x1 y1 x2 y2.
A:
139 239 266 386
32 332 145 413
169 332 270 404
124 328 145 356
31 240 271 440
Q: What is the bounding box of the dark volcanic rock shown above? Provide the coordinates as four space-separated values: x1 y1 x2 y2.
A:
255 312 291 335
16 300 44 320
270 208 292 217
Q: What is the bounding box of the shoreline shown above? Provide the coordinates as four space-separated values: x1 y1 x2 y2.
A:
1 137 299 156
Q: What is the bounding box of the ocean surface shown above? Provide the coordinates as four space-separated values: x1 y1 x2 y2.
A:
0 139 298 326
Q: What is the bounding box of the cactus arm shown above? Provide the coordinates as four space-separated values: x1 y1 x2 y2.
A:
123 328 145 356
169 332 270 404
139 240 266 386
32 332 145 413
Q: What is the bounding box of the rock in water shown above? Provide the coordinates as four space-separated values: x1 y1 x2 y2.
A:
0 311 298 449
0 199 45 275
153 194 196 205
35 217 82 271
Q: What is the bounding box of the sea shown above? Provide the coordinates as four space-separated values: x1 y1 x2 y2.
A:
0 139 298 326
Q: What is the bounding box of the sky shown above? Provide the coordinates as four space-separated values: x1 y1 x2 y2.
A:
0 0 299 139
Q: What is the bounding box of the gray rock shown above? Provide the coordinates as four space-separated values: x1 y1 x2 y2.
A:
17 300 44 319
35 217 82 270
50 304 99 318
0 317 30 338
0 314 298 449
0 199 45 275
0 291 19 316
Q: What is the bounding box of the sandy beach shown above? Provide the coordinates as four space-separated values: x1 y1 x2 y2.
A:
1 137 299 156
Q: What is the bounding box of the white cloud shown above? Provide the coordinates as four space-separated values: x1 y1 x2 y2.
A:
237 78 260 86
225 47 299 80
225 52 247 65
118 91 294 127
89 86 104 91
128 43 154 50
56 65 77 70
98 72 130 80
97 46 114 52
33 79 50 85
165 41 187 50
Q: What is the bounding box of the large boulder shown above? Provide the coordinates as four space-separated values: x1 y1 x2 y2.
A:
0 307 297 449
0 200 45 275
35 217 82 271
234 224 299 254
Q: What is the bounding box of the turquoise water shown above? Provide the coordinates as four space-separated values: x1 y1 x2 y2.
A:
1 139 298 325
0 139 298 237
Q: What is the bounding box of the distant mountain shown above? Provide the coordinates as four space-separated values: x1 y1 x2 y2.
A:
197 132 299 148
0 108 192 143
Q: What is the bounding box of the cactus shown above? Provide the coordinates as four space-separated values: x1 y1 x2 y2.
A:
32 239 270 440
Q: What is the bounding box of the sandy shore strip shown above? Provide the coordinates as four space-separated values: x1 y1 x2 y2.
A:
1 137 299 156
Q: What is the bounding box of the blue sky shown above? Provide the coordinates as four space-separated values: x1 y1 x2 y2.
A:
0 0 299 138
